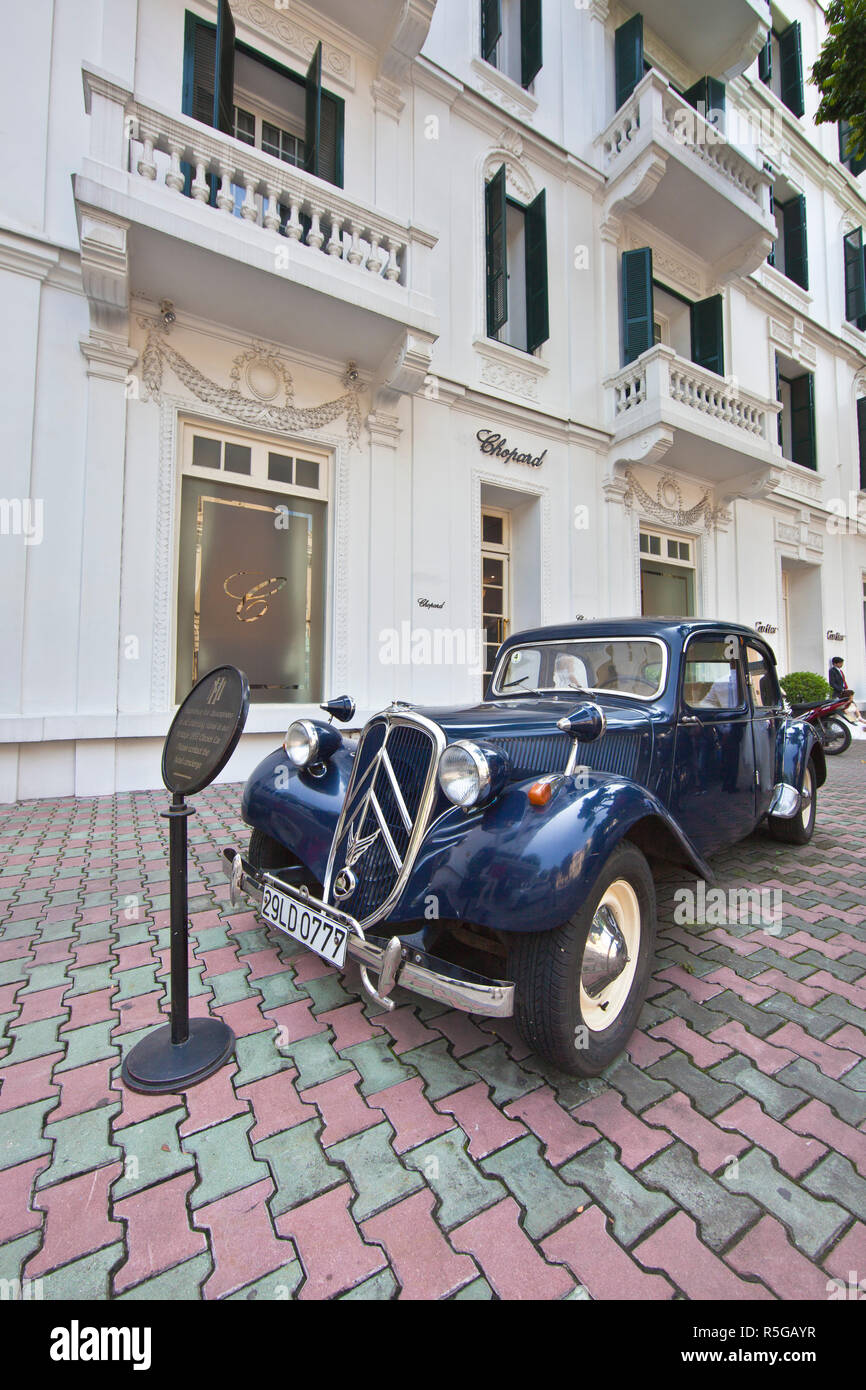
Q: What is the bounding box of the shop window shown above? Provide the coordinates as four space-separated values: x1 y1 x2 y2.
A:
481 0 542 88
482 508 512 689
485 165 549 354
640 527 696 618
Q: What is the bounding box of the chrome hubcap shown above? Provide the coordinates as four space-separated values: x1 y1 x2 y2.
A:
582 905 630 998
579 878 642 1032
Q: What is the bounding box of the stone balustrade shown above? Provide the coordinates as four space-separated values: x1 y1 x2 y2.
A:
607 345 780 445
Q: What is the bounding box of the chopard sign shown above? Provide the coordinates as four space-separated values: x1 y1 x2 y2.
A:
477 430 547 468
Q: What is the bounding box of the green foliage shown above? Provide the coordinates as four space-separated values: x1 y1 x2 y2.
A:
811 0 866 161
779 671 832 703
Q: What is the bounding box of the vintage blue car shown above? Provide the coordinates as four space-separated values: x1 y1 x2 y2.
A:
223 619 824 1076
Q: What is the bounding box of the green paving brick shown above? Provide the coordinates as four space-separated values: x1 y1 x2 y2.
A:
73 920 117 946
401 1038 475 1102
803 1152 866 1221
757 991 841 1039
522 1054 601 1110
342 1036 417 1096
792 951 862 983
721 1147 849 1260
116 1252 213 1301
452 1276 494 1300
255 969 309 1013
232 1029 296 1088
207 966 253 1007
273 1032 353 1091
183 1113 270 1210
560 1140 675 1247
4 1015 67 1066
744 949 815 980
709 1054 809 1121
647 988 718 1035
480 1135 588 1239
340 1267 399 1300
111 1108 195 1200
464 1043 542 1106
649 1051 740 1118
564 1283 592 1300
0 1231 43 1286
304 971 358 1014
66 962 116 997
601 1055 673 1113
640 1140 759 1251
403 1129 507 1230
39 1242 125 1300
112 962 162 1001
330 1121 424 1222
773 1058 866 1126
55 1021 119 1072
815 994 866 1030
18 962 73 993
0 1097 57 1170
37 1107 123 1188
227 1259 303 1301
257 1118 344 1217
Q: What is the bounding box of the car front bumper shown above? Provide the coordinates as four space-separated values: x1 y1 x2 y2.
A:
221 847 515 1018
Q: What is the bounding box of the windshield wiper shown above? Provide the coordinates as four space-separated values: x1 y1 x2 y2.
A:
501 676 530 689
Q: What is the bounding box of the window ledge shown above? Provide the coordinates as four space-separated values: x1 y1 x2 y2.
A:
841 320 866 357
752 261 812 310
473 336 549 403
470 57 538 119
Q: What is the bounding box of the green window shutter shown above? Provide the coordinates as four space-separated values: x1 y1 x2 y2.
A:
860 245 866 331
783 194 809 290
525 188 549 354
615 14 643 112
485 165 508 337
844 228 866 324
691 294 724 377
304 43 323 178
858 398 866 491
318 92 344 188
767 184 776 267
482 0 502 64
790 373 816 470
621 247 653 365
684 77 725 128
779 20 804 118
758 32 772 84
520 0 543 88
775 356 783 448
182 12 216 125
213 0 236 135
840 120 866 177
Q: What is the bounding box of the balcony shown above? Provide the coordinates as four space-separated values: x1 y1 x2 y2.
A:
637 0 769 81
605 345 783 497
74 66 438 379
311 0 436 80
597 72 775 282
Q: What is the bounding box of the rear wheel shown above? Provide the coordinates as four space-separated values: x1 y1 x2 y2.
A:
507 840 657 1077
767 761 817 845
822 717 852 756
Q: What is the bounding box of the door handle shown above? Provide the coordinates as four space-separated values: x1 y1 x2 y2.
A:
680 715 700 725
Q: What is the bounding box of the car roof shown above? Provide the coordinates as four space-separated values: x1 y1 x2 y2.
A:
500 618 767 647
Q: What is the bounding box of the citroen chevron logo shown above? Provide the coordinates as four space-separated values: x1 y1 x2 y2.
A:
345 820 380 868
337 732 415 877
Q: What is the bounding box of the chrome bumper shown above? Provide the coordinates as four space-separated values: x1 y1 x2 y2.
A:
221 847 514 1018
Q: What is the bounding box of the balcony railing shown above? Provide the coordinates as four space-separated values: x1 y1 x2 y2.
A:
608 345 780 448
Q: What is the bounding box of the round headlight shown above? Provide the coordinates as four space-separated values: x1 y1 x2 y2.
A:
284 719 319 768
438 741 492 809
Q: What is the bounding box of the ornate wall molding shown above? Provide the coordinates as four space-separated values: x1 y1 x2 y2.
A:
622 468 728 533
232 0 356 90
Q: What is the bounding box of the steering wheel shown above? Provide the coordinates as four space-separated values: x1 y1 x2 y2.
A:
596 675 657 694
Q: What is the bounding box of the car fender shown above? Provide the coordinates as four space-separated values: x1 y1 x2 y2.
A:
778 718 826 792
392 771 714 935
241 745 352 881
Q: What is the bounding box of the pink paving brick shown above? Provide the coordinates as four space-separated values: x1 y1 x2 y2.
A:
370 1077 454 1154
199 945 241 979
31 939 74 966
633 1212 774 1301
823 1223 866 1286
362 1189 477 1300
664 926 715 955
276 1183 387 1299
726 1215 831 1299
503 1085 601 1166
477 1015 533 1060
236 1068 318 1144
708 927 762 956
654 965 723 1003
213 994 271 1038
434 1081 526 1160
26 1164 125 1278
715 1096 826 1179
786 1100 866 1178
650 1018 733 1069
111 992 164 1036
194 1178 298 1300
0 1156 51 1241
374 1004 440 1055
702 968 775 1004
178 1063 250 1137
299 1071 382 1148
62 987 117 1031
0 981 23 1014
0 1052 63 1114
318 1001 382 1051
642 1093 748 1173
776 930 852 960
542 1205 675 1300
451 1198 574 1300
825 1024 866 1059
264 998 327 1043
431 1010 489 1058
114 1170 208 1292
71 939 114 968
825 931 866 958
752 969 828 1006
802 970 866 1010
290 951 337 983
763 1022 860 1079
237 947 289 982
707 1020 796 1075
110 1075 181 1129
13 987 70 1027
112 942 158 973
51 1058 116 1123
626 1029 674 1068
571 1090 673 1169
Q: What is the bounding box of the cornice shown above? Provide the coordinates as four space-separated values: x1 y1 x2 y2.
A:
0 229 59 281
450 85 604 194
740 273 866 371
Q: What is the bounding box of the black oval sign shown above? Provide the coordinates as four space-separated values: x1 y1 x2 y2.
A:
162 666 250 796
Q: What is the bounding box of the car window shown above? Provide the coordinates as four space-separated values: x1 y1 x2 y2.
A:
495 639 666 700
683 638 745 712
499 647 542 692
745 645 780 710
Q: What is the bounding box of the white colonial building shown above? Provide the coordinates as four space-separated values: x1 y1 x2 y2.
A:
2 0 866 800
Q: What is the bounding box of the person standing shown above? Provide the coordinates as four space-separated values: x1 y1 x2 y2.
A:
829 656 866 726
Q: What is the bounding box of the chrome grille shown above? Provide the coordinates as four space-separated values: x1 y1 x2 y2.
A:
324 712 442 926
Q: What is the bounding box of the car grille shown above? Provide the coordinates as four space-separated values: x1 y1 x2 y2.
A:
492 730 642 781
325 713 441 926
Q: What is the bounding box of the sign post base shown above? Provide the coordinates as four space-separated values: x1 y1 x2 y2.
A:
121 1017 236 1094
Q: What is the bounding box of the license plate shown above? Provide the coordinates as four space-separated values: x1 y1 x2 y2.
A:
260 883 350 968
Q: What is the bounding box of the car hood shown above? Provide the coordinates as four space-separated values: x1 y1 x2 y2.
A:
410 696 654 741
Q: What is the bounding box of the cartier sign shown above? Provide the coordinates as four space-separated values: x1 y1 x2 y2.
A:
477 430 547 468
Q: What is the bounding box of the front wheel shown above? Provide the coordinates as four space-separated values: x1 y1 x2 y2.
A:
767 760 817 845
507 841 657 1077
822 717 852 756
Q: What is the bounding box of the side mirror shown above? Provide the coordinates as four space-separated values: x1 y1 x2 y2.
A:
321 695 356 724
557 702 606 743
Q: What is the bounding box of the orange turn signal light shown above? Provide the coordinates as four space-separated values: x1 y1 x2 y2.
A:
528 779 554 807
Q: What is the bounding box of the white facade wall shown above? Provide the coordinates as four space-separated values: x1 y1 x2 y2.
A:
1 0 866 802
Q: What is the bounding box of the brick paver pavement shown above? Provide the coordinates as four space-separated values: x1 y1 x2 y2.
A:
1 751 865 1300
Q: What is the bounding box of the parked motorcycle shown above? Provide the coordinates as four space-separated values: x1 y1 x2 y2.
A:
789 693 853 755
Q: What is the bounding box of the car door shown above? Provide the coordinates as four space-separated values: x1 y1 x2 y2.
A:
744 641 785 818
672 632 757 856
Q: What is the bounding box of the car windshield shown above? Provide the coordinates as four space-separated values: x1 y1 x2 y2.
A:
494 638 667 701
